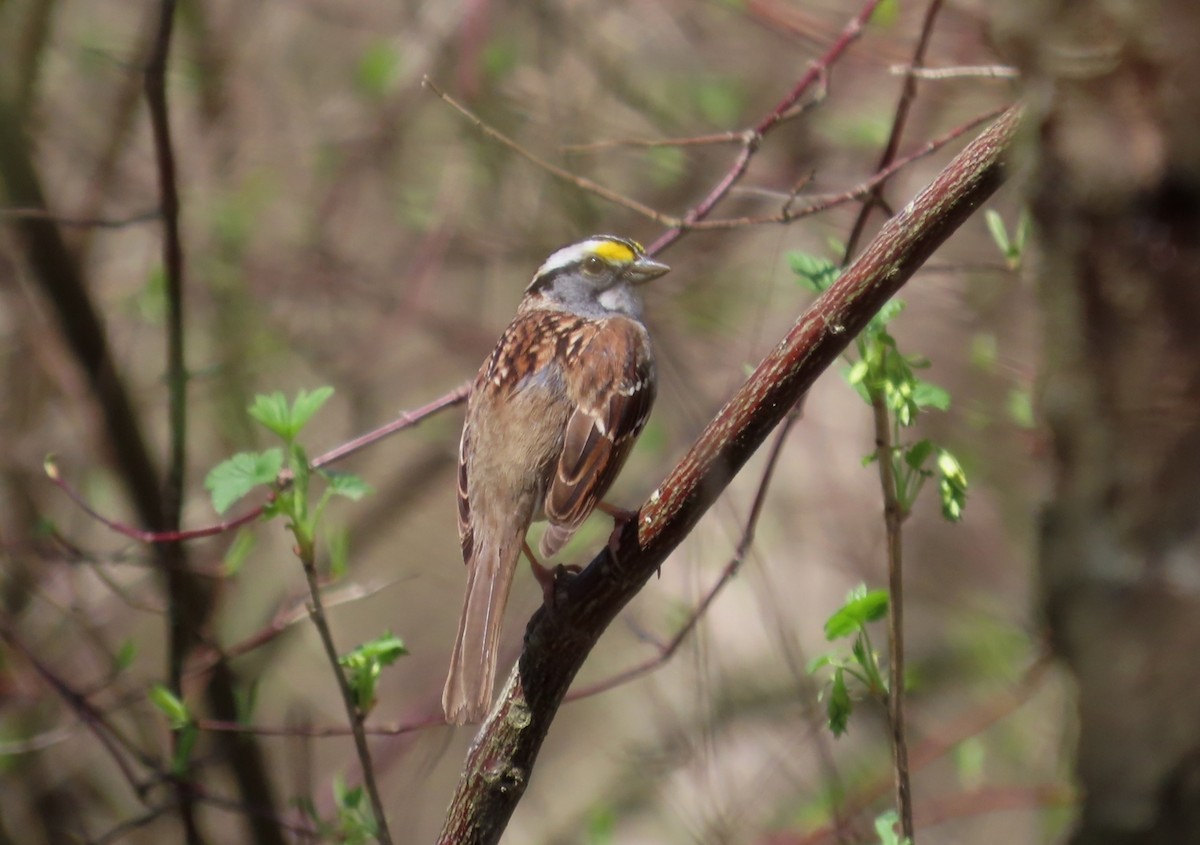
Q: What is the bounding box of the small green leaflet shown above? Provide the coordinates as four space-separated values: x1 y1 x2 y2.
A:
824 587 889 640
204 448 283 514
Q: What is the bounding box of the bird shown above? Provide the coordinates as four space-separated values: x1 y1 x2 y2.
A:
442 235 669 724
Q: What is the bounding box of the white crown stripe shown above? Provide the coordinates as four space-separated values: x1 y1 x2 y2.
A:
533 237 639 280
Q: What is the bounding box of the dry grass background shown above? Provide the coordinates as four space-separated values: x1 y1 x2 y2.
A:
0 1 1066 842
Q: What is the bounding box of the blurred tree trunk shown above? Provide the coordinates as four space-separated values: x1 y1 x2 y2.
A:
1000 2 1200 842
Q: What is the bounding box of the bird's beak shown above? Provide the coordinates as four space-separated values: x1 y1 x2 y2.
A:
624 255 670 284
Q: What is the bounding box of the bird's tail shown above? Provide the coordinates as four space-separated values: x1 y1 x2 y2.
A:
442 529 521 725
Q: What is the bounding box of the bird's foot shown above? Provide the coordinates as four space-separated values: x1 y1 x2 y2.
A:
598 501 645 570
524 541 580 607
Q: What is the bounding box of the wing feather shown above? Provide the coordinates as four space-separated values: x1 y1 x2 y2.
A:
541 317 655 556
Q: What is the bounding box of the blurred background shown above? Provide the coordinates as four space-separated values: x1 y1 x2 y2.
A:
0 1 1064 843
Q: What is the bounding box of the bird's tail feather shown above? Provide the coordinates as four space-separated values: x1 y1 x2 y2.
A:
442 529 521 724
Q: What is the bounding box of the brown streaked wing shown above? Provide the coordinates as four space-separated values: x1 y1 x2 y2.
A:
456 411 474 565
544 317 655 532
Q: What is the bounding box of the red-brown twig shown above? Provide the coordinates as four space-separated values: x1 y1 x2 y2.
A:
647 0 884 255
681 106 1005 230
422 77 674 225
566 401 806 702
45 381 470 544
561 130 747 154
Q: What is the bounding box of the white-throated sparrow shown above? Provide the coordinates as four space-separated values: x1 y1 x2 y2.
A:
443 235 669 724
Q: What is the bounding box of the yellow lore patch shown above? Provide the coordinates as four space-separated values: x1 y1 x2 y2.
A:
590 240 637 264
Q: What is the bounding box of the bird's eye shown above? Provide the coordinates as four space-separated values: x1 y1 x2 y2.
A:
582 255 605 275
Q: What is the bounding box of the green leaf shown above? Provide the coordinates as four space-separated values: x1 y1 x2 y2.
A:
788 251 840 293
322 470 373 501
328 526 350 580
824 587 889 640
149 683 191 729
114 639 137 671
873 809 905 845
331 774 377 843
248 392 291 439
647 145 686 189
985 209 1009 256
339 632 408 712
870 0 900 27
482 36 519 83
290 386 335 435
1007 388 1036 429
911 379 951 412
866 299 905 335
586 805 616 845
954 736 986 790
343 633 407 667
969 332 998 370
222 528 256 576
827 667 852 736
333 773 362 810
171 723 198 776
355 41 401 100
236 680 260 725
937 449 969 522
806 654 835 674
850 635 871 677
204 448 283 514
134 265 167 324
1014 209 1032 256
903 439 935 471
294 796 320 825
694 77 744 126
846 359 869 387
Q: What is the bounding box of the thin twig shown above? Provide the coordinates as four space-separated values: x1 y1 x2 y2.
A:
145 0 187 528
0 622 154 795
561 130 746 154
790 655 1052 845
422 78 677 226
888 64 1019 80
297 550 394 844
309 379 471 470
197 717 436 738
647 0 884 255
45 381 471 544
680 107 1004 231
45 459 264 543
844 0 944 262
847 3 948 837
871 391 914 841
90 808 173 845
0 207 161 227
143 2 204 841
567 401 806 701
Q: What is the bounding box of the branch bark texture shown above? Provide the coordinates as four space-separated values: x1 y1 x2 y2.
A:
438 104 1022 845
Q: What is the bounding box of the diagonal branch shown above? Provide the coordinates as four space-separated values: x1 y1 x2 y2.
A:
437 104 1023 845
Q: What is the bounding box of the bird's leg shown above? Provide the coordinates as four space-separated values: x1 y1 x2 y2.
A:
597 501 648 571
596 500 638 524
523 540 580 607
